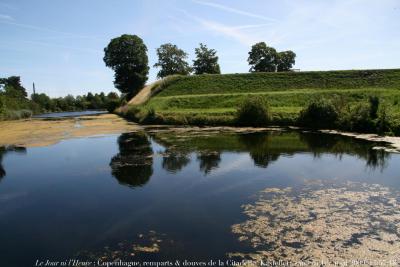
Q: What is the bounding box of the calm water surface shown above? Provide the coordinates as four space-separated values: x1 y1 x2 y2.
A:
33 110 107 118
0 129 399 266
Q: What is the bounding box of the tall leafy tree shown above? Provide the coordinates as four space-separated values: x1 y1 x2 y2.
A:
248 42 278 72
276 51 296 72
103 34 149 99
0 76 27 98
193 43 221 74
154 43 191 78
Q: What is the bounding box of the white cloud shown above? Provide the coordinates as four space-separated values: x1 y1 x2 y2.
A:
177 9 268 46
192 0 277 22
196 18 258 46
0 14 13 20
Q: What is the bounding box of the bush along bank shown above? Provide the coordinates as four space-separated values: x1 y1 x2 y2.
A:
117 95 400 136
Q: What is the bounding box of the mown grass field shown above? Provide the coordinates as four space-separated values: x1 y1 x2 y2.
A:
121 69 400 131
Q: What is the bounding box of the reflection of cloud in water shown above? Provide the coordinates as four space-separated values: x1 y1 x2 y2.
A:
231 180 400 264
210 154 249 177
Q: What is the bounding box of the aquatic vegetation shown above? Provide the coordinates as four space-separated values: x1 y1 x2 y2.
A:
76 231 168 263
230 180 400 265
0 114 139 147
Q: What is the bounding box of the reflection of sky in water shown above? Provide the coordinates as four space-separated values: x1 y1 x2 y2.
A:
0 131 399 266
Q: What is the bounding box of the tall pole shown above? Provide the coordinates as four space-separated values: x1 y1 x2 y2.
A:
33 82 36 95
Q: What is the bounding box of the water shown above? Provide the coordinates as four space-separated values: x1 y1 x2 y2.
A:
0 129 399 266
33 110 107 118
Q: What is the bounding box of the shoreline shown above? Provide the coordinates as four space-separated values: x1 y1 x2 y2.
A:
1 115 400 153
0 114 140 147
141 124 400 153
318 129 400 153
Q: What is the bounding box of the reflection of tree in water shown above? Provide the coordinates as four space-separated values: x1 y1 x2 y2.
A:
110 132 153 188
299 132 390 171
0 148 5 179
0 146 26 182
149 130 392 173
162 151 190 173
197 151 221 175
239 133 280 168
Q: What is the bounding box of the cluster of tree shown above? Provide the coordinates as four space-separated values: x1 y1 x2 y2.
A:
104 35 222 99
1 75 121 119
0 76 36 119
248 42 296 72
31 91 120 112
104 34 296 100
0 76 28 99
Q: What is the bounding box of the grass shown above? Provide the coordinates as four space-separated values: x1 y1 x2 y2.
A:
118 69 400 134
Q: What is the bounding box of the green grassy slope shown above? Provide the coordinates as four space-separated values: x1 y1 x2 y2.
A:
122 69 400 130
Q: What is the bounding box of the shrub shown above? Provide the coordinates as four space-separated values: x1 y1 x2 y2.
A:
0 96 6 116
4 109 32 120
235 96 270 126
140 108 158 124
369 96 379 119
376 104 391 134
350 104 375 132
298 99 338 129
106 100 120 113
124 106 142 122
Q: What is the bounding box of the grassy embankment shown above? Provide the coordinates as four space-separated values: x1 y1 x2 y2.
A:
117 69 400 134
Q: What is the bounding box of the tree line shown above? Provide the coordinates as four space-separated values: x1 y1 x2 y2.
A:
0 76 121 119
103 34 296 99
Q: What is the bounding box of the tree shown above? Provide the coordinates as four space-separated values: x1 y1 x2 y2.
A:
192 43 221 74
103 34 149 99
0 76 27 98
154 43 191 78
248 42 278 72
32 93 52 111
276 51 296 72
107 92 119 100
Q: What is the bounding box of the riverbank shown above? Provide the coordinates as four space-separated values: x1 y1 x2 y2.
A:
2 112 400 153
117 69 400 135
0 114 140 147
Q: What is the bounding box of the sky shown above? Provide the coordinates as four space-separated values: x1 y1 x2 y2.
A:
0 0 399 97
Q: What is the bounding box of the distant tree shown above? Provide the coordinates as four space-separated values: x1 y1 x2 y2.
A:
103 34 149 99
192 43 221 74
154 43 191 78
86 92 94 102
64 95 76 110
1 76 28 98
0 95 6 115
32 93 52 111
248 42 278 72
107 92 119 100
75 95 88 110
276 51 296 72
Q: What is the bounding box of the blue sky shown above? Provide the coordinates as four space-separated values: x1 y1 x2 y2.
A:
1 0 399 97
